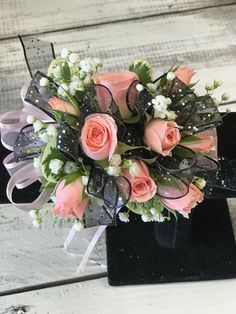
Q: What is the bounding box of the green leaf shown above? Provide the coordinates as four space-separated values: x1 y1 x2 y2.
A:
47 109 64 123
61 62 71 84
41 136 69 183
174 145 195 158
63 172 82 186
180 135 203 144
116 142 148 155
129 59 152 85
95 159 109 169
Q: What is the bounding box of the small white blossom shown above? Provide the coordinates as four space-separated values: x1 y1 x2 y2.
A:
193 177 206 190
33 157 41 169
83 76 91 85
152 213 166 222
79 59 91 73
32 218 41 228
107 165 121 177
58 83 69 97
46 124 57 137
69 81 80 95
39 131 50 143
81 176 89 186
29 209 39 219
26 115 35 124
147 82 158 92
61 48 70 59
110 154 122 167
167 71 176 81
71 75 80 82
205 83 212 90
68 62 74 68
74 220 84 232
69 53 79 64
118 212 130 223
129 163 139 176
52 65 61 79
79 70 86 79
152 95 172 119
93 57 102 66
136 84 144 92
33 120 44 132
164 97 172 105
141 213 152 222
49 159 64 175
123 159 133 168
150 208 157 215
221 93 230 101
39 77 49 87
166 110 177 121
64 161 79 174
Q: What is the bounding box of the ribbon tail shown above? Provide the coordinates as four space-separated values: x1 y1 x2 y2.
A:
76 225 107 273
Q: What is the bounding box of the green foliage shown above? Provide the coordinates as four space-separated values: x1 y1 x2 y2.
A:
127 196 164 215
47 109 64 123
116 142 148 155
61 62 71 84
63 172 82 186
180 135 203 144
174 145 196 158
129 59 152 85
95 159 109 169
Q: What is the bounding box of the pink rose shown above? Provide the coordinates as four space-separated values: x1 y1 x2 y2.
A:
181 133 214 153
48 97 79 115
92 71 139 119
161 183 204 218
53 178 89 219
175 67 195 85
123 160 157 203
80 113 117 160
144 120 181 156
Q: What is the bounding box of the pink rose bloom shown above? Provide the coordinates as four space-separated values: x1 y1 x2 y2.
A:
182 133 214 153
53 178 89 219
161 183 204 218
80 113 117 160
175 66 195 85
144 120 181 156
92 71 139 119
123 160 157 203
48 97 79 115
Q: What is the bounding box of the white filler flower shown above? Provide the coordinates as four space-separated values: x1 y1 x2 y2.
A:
49 159 64 175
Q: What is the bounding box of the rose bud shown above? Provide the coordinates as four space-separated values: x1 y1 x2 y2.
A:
161 183 204 218
144 120 181 156
175 66 195 85
92 71 139 119
48 97 79 115
181 133 214 153
53 178 89 219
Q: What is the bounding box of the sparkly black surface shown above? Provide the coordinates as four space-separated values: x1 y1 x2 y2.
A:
106 200 236 285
